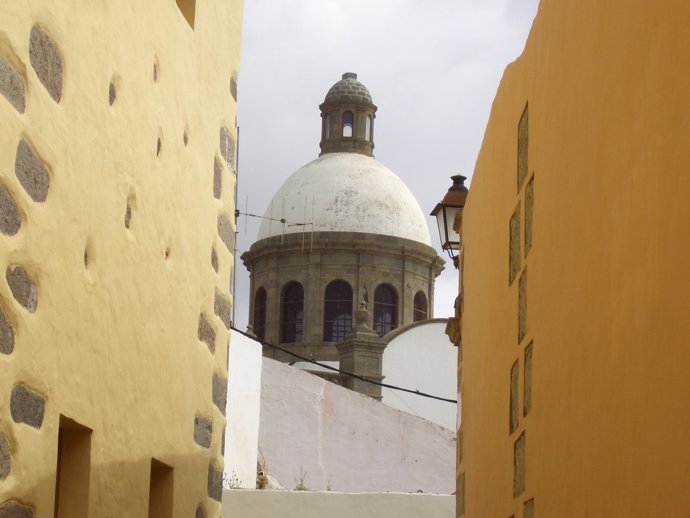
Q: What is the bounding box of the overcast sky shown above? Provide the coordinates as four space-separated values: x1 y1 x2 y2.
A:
233 0 540 328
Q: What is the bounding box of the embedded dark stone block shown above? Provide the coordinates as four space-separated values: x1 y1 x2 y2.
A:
194 415 212 448
524 176 534 257
217 214 234 253
0 186 21 236
6 266 38 313
212 373 227 415
524 342 533 416
509 360 519 434
0 56 25 113
124 202 131 229
0 501 33 518
213 157 222 199
207 464 223 502
195 506 205 518
524 498 534 518
518 268 528 344
230 76 238 102
220 427 225 456
198 313 216 353
219 127 235 169
109 82 116 105
509 202 521 285
29 25 63 103
517 103 529 192
0 307 15 355
10 385 45 428
514 431 526 497
15 140 50 202
0 430 10 479
214 291 231 329
211 247 218 273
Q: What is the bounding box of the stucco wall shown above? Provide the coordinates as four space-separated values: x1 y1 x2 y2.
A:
382 320 457 431
259 358 455 494
222 490 454 518
0 2 242 516
224 331 262 489
460 1 690 517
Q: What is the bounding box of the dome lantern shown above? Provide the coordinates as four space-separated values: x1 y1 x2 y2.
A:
319 72 377 157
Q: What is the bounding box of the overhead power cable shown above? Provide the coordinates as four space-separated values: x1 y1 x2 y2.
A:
231 326 458 405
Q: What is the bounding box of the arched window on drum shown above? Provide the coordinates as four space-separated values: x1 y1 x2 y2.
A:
253 288 267 339
280 282 304 343
342 111 354 138
323 280 353 342
373 284 398 337
413 291 428 322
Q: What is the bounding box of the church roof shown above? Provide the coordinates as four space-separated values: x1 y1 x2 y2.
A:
257 152 432 245
324 72 373 104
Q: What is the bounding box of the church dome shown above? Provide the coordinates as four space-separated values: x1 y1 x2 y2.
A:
324 72 372 104
257 152 432 245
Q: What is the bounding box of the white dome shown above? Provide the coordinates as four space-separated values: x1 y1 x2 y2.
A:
257 153 431 245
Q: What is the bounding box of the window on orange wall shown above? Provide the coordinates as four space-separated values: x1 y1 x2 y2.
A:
280 282 304 343
413 291 428 322
323 280 353 342
342 111 354 138
374 284 398 336
253 288 267 340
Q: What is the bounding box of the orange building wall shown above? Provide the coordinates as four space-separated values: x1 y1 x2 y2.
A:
459 1 690 517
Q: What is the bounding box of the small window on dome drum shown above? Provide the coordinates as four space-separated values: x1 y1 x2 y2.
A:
323 113 331 140
342 111 354 138
374 284 398 337
365 115 372 141
413 291 428 322
280 282 304 343
253 288 267 340
323 281 353 342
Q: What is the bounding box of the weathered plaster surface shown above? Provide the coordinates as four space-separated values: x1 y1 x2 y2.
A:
259 358 455 494
381 320 457 431
257 153 431 245
0 2 243 515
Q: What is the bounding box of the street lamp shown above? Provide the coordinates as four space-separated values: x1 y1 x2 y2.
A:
430 175 468 269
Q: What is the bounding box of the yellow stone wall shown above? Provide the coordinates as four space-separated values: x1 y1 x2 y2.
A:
0 1 242 516
459 1 690 516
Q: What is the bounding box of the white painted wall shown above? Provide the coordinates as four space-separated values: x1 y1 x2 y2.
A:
258 358 456 494
382 320 458 431
224 331 263 488
222 490 454 518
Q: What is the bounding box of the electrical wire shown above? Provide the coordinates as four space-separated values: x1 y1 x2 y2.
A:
230 326 458 404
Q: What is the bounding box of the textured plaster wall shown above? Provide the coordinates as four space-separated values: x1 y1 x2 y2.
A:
224 331 262 489
382 320 457 431
0 1 242 516
222 490 454 518
460 1 690 517
258 358 456 494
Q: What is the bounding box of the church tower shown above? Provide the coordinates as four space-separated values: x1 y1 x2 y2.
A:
319 72 377 157
241 73 444 397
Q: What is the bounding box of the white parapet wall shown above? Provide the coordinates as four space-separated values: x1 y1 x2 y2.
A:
225 330 263 488
222 490 454 518
382 320 458 431
258 357 456 493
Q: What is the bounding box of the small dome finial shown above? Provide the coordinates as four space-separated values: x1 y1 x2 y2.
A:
342 72 357 80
